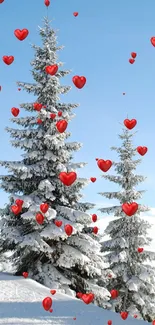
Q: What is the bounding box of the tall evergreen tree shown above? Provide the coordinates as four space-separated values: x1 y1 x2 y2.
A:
98 122 155 320
0 18 110 306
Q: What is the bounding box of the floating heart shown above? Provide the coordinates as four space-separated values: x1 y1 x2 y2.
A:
50 113 56 119
73 12 78 17
49 309 53 313
120 312 128 320
124 118 137 129
58 111 62 117
81 293 94 304
95 158 98 161
72 76 86 89
108 274 112 278
54 220 62 227
11 107 19 117
129 58 135 64
73 317 76 320
107 321 112 325
22 272 28 278
110 289 119 299
56 120 68 133
64 224 73 236
151 37 155 47
137 247 143 253
134 315 137 318
45 64 58 75
92 214 97 222
18 88 21 91
14 29 29 41
59 171 77 186
90 177 96 182
15 199 24 206
37 118 42 124
33 103 43 111
131 52 137 58
50 289 56 295
97 159 112 172
122 202 138 216
36 213 44 225
44 0 50 6
11 205 22 215
42 297 52 311
3 56 14 65
137 146 148 156
40 203 49 214
93 226 98 234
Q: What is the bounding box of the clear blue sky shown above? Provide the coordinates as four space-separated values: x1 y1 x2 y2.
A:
0 0 155 215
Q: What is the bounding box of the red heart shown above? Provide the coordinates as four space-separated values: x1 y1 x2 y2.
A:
58 111 62 117
42 297 52 311
108 274 112 278
92 214 97 222
50 113 56 119
11 205 22 215
40 203 49 214
107 321 112 325
110 289 119 299
72 76 86 89
56 120 68 133
37 118 42 124
18 88 21 91
134 315 137 318
36 213 44 225
131 52 137 58
22 272 28 278
44 0 50 6
43 105 46 108
137 146 148 156
122 202 138 216
64 224 73 236
137 247 143 253
54 220 62 227
14 29 29 41
93 226 98 234
120 312 128 320
33 103 43 111
3 56 14 65
59 171 77 186
90 177 96 182
124 118 137 129
73 12 78 17
11 107 20 117
76 292 83 298
45 64 58 75
50 289 56 295
73 317 76 320
95 158 98 161
151 37 155 47
129 58 135 64
97 159 112 172
15 199 24 206
49 308 53 312
81 293 94 304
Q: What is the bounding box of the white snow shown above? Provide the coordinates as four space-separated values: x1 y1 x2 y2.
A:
0 272 147 325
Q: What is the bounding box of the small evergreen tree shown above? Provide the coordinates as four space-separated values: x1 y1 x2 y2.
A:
98 122 155 319
0 18 110 306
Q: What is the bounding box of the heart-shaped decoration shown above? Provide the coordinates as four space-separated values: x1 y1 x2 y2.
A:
11 107 20 117
37 118 42 124
137 247 143 253
50 289 56 295
124 118 137 129
97 159 112 172
151 37 155 47
14 29 29 41
59 171 77 186
129 58 135 64
137 146 148 156
50 113 56 119
131 52 137 58
33 103 43 111
40 203 49 214
44 0 50 6
42 297 52 311
72 76 86 89
45 64 58 75
107 321 112 325
18 88 21 91
110 289 119 299
92 214 97 222
64 224 73 236
15 199 24 206
54 220 62 227
93 226 98 234
73 12 78 17
56 120 68 133
22 272 28 278
81 293 94 304
11 205 22 215
120 312 128 320
134 315 137 318
90 177 96 182
3 55 14 65
36 213 44 225
73 317 76 320
58 111 62 117
122 202 138 216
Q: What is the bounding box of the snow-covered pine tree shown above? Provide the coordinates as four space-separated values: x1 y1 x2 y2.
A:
0 18 110 306
98 123 155 320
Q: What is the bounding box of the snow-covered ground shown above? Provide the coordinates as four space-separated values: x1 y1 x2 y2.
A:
0 272 147 325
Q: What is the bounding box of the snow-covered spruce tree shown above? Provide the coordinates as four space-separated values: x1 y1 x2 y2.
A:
98 124 155 320
0 18 110 306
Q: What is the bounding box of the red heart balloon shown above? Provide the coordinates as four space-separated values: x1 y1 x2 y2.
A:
11 107 20 117
131 52 137 58
14 29 29 41
54 220 62 227
110 289 119 299
50 113 56 119
122 202 138 216
49 308 53 312
73 12 78 17
36 213 44 225
33 103 43 111
3 56 14 65
129 58 135 64
22 272 28 278
44 0 50 6
90 177 96 182
73 317 76 320
124 118 137 129
42 297 52 311
137 146 148 156
81 293 94 304
151 37 155 47
120 312 128 320
64 224 73 236
59 171 77 186
56 120 68 133
134 315 137 318
93 226 98 234
92 214 97 222
97 159 112 172
15 199 24 206
18 88 21 91
40 203 49 214
45 64 58 75
37 119 42 124
58 111 62 117
107 321 112 325
11 205 22 215
137 247 144 253
72 76 86 89
50 289 56 295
